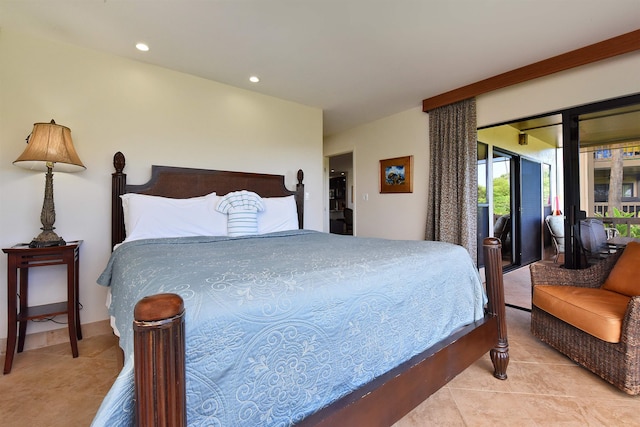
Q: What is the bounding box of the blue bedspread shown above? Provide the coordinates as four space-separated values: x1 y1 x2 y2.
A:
92 230 484 426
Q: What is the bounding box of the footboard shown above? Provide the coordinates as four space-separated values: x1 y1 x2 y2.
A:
131 238 507 426
133 293 186 427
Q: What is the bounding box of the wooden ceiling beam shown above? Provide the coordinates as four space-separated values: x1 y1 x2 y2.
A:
422 29 640 112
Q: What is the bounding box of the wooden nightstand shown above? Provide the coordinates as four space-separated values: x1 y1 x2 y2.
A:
3 241 82 374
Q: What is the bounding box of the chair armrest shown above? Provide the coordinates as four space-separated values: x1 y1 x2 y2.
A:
529 252 621 289
621 296 640 347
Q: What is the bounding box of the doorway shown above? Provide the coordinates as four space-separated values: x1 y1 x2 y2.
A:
328 152 354 235
478 145 543 270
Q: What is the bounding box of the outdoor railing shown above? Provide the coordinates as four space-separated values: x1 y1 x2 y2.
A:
594 202 640 217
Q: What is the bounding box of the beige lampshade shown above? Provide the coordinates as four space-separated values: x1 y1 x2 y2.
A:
14 120 85 173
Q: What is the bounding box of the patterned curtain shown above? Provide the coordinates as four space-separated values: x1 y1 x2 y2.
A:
425 98 478 264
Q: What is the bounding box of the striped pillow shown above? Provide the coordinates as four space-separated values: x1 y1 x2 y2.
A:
216 190 265 237
226 210 260 237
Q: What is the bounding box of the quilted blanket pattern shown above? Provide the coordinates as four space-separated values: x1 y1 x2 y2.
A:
92 230 484 426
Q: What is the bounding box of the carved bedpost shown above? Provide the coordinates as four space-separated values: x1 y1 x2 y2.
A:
483 237 509 379
112 152 127 249
133 293 186 427
296 169 304 229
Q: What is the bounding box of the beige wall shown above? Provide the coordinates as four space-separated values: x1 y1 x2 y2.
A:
0 30 323 340
324 52 640 242
324 107 429 240
2 28 639 342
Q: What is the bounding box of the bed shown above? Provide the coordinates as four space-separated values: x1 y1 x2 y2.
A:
92 151 508 427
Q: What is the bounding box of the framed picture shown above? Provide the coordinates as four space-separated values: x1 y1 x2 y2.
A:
380 155 413 193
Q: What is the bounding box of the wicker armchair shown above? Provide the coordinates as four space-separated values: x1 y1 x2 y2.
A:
530 250 640 395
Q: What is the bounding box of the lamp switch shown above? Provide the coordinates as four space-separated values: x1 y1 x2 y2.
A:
305 192 310 201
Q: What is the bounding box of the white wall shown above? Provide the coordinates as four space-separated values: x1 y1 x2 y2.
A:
324 52 640 242
0 30 323 340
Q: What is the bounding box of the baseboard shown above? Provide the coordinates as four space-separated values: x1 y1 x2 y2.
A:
0 319 113 355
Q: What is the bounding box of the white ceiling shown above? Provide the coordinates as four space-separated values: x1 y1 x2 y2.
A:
1 1 639 136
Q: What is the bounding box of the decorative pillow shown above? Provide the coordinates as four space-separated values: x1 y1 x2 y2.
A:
546 215 565 250
121 192 227 242
258 195 299 234
216 190 265 237
602 242 640 296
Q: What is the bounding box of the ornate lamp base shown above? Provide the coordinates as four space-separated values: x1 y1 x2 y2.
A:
29 230 66 248
29 165 66 248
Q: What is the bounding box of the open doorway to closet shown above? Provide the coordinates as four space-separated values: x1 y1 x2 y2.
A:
328 152 354 235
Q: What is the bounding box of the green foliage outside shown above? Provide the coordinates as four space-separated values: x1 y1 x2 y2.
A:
542 165 551 206
478 185 487 204
493 174 510 215
600 207 640 238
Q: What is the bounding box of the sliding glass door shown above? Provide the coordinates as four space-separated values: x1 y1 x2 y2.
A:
562 94 640 268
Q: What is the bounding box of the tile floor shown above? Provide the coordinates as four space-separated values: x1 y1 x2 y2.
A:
0 333 121 426
2 265 639 426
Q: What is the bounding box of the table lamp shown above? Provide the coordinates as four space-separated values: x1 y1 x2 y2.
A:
14 120 85 248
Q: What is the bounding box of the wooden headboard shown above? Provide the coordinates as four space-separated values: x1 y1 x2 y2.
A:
111 151 305 248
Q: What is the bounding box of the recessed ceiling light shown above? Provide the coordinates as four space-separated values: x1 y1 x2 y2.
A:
249 76 260 83
136 43 149 52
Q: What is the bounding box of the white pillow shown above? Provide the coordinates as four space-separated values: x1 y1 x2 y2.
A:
121 192 227 242
258 195 299 234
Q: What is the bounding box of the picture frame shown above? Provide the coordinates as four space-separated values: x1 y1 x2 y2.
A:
380 155 413 193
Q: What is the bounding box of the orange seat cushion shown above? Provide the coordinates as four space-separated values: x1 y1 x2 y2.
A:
533 285 630 343
602 242 640 296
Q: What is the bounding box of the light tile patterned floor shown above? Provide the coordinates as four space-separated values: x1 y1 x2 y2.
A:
2 265 639 426
395 266 640 426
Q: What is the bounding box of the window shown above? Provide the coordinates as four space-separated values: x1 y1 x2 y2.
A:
594 183 635 202
594 184 608 202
